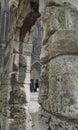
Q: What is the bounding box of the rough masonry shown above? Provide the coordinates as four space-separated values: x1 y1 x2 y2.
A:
39 0 78 130
1 0 78 130
0 0 40 130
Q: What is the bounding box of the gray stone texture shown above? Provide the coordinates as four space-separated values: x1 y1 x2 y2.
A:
1 0 78 130
39 0 78 130
31 22 43 75
0 0 40 129
8 30 32 130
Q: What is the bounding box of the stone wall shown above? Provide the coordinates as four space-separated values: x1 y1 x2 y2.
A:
31 22 43 79
39 1 78 130
8 30 32 130
1 0 78 130
0 0 40 130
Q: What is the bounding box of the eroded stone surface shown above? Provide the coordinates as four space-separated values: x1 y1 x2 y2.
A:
1 0 78 130
39 1 78 130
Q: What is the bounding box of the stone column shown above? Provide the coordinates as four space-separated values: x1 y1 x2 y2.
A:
39 1 78 130
0 38 14 130
8 30 32 130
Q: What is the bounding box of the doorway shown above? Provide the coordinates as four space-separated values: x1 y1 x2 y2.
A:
30 78 39 92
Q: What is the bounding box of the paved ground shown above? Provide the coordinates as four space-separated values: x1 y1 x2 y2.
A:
29 92 40 113
29 92 42 130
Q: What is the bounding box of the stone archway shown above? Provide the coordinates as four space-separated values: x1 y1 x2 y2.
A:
1 0 78 130
0 0 41 130
30 68 39 92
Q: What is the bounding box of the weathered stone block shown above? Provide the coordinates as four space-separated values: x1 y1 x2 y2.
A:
48 30 78 59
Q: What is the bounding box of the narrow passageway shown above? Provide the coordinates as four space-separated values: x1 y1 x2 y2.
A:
0 1 78 130
29 92 42 130
29 20 43 130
